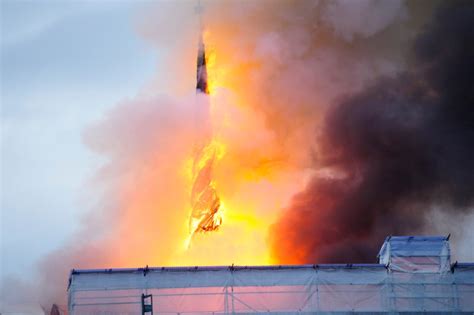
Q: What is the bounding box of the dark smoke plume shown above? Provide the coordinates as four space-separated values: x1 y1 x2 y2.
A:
270 1 474 264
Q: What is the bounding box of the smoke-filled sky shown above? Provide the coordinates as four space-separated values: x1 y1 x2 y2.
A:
1 0 474 307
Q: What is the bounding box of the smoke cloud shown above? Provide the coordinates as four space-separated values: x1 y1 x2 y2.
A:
4 0 473 309
270 1 474 264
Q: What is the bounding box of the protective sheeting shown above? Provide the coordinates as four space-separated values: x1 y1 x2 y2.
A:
68 236 473 314
69 264 474 314
378 236 451 273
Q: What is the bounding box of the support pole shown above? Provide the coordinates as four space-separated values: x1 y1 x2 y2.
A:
141 294 153 315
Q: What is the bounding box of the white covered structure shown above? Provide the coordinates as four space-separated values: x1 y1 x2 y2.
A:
68 236 474 314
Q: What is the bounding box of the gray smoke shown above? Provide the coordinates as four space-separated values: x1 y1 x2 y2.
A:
270 1 474 263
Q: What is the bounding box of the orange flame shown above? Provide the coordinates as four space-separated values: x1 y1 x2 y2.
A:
172 28 307 265
187 139 225 240
80 26 311 270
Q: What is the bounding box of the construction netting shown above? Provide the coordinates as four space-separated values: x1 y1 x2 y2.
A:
378 236 452 273
68 237 474 314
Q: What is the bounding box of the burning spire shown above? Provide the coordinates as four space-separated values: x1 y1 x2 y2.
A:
188 1 223 241
196 34 209 94
195 0 208 94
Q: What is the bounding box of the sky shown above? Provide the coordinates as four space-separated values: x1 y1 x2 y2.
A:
1 0 156 280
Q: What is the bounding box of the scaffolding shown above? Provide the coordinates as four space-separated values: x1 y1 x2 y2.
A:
68 236 474 314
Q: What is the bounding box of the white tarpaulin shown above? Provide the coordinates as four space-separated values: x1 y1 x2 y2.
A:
68 236 474 314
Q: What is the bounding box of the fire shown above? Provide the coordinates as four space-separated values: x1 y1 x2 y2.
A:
202 32 222 96
186 27 268 248
80 23 310 270
174 27 306 265
187 139 225 238
187 30 225 242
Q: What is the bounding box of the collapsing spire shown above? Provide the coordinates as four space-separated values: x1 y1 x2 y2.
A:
188 16 223 239
189 144 222 234
195 0 208 95
196 35 209 94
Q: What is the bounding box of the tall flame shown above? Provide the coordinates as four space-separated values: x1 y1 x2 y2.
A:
173 22 308 265
187 31 224 243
